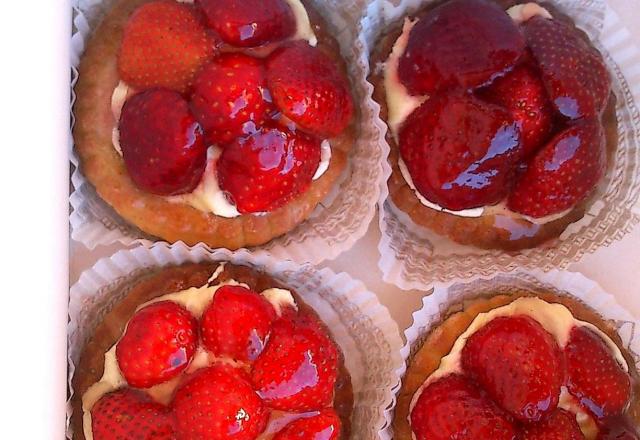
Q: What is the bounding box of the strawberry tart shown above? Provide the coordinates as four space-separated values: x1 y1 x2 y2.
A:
74 0 355 248
370 0 617 250
393 291 640 439
70 262 353 440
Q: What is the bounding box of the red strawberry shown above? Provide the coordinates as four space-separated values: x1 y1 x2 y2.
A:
201 285 277 362
523 16 611 119
397 0 525 95
251 314 339 412
190 54 273 145
116 301 198 388
597 419 639 440
481 64 554 157
173 364 269 440
217 124 321 213
266 41 354 137
519 409 584 440
461 315 563 423
273 409 341 440
119 89 207 196
118 0 216 93
197 0 295 47
91 389 175 440
398 90 522 211
410 374 517 440
507 119 606 217
565 326 632 419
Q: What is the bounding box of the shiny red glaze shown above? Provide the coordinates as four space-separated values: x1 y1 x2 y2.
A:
201 285 277 362
116 301 198 388
119 89 207 196
197 0 295 47
273 409 341 440
519 409 584 440
399 90 522 211
397 0 525 95
217 123 321 213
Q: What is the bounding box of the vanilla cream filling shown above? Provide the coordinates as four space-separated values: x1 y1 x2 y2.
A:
408 297 629 439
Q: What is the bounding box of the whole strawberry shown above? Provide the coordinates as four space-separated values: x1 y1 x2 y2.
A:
273 409 341 440
91 389 175 440
519 409 584 440
116 301 198 388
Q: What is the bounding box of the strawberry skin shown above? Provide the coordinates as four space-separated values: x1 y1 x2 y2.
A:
523 16 611 120
201 285 277 362
91 389 175 440
118 0 216 93
461 315 563 423
190 53 273 145
266 41 354 138
519 409 584 440
119 89 208 196
217 124 321 213
397 0 525 95
565 326 632 419
410 374 517 440
116 301 198 388
273 409 341 440
197 0 295 47
507 119 606 217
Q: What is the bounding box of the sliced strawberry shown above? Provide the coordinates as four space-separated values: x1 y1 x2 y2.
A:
266 41 354 137
118 0 216 93
397 0 525 95
197 0 295 47
565 326 632 419
251 314 339 412
217 124 321 213
461 315 563 423
507 119 606 217
173 364 269 440
411 374 516 440
523 16 611 119
201 285 277 362
398 90 522 211
116 301 198 388
597 419 639 440
91 389 175 440
119 89 207 196
273 409 341 440
519 409 584 440
480 64 554 157
190 53 272 145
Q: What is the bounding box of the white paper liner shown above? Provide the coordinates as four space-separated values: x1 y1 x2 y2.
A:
362 0 640 288
382 269 640 439
69 0 382 264
66 243 405 439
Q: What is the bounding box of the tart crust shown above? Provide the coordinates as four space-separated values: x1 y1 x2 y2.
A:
393 291 640 439
74 0 355 248
369 0 618 251
70 263 354 440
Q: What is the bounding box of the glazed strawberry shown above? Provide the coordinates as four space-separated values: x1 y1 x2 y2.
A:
480 64 554 157
565 326 632 419
273 409 341 440
173 364 269 440
519 409 584 440
399 90 522 211
461 315 563 423
397 0 525 95
91 389 175 440
597 419 640 440
266 41 354 137
507 119 606 217
523 16 611 119
118 0 216 93
190 54 272 145
410 374 517 440
217 124 321 213
119 89 207 196
116 301 198 388
197 0 295 47
251 314 339 411
201 285 277 362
